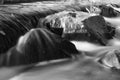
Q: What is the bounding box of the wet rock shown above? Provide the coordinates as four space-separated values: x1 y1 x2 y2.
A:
0 28 79 67
99 5 118 17
83 15 115 45
98 49 120 70
43 11 115 45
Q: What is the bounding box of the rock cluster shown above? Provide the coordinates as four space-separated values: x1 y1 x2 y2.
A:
43 10 115 45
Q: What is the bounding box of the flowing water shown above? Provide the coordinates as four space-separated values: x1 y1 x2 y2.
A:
2 9 120 80
9 43 120 80
7 39 120 80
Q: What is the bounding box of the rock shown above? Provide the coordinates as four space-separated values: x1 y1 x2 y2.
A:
0 28 79 67
98 49 120 69
43 11 115 45
43 11 95 38
83 15 115 45
99 5 118 17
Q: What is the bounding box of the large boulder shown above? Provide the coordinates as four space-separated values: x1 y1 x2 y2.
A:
0 28 79 67
83 15 115 45
43 11 115 45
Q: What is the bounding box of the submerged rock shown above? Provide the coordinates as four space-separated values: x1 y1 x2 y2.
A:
0 28 79 67
43 11 115 45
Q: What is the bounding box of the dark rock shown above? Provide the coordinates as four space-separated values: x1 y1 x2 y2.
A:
43 11 115 45
83 15 115 45
99 5 118 17
0 28 79 67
